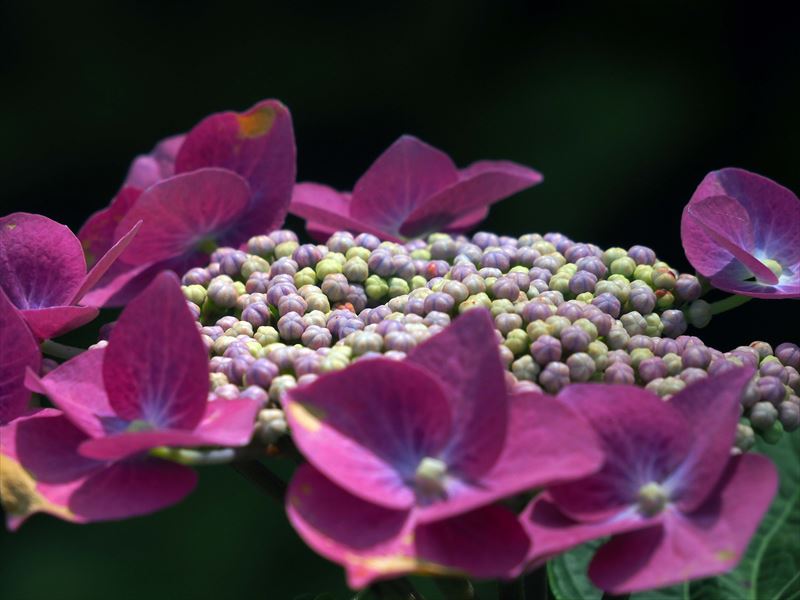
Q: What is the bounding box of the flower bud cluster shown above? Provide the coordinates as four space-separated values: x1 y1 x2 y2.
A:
178 228 795 451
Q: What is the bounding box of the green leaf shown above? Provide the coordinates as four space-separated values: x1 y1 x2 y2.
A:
546 433 800 600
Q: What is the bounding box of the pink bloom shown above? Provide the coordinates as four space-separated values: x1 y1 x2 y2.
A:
26 271 259 461
0 213 140 338
0 409 196 530
681 168 800 298
0 287 40 424
79 99 296 306
284 309 602 587
521 367 778 594
290 135 542 242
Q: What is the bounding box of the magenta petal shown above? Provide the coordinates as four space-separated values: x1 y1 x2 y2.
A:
123 134 185 190
72 220 142 305
521 494 652 567
77 261 155 308
445 206 490 233
24 348 115 438
350 136 459 235
400 160 542 237
416 392 603 524
685 195 777 284
415 504 531 580
286 464 414 589
667 367 754 511
79 187 143 268
191 398 260 446
588 454 778 594
175 99 296 238
20 305 98 340
0 213 85 309
550 385 692 521
406 309 508 478
0 289 40 424
284 359 454 510
116 168 250 265
104 271 208 429
79 429 221 460
290 183 397 241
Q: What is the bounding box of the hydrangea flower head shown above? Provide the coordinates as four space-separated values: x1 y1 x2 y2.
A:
290 135 542 241
0 287 41 424
0 409 197 530
521 367 778 594
0 213 140 338
26 271 260 460
284 308 603 587
79 99 296 306
681 168 800 298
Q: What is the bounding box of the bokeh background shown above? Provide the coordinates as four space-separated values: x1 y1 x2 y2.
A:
1 1 798 598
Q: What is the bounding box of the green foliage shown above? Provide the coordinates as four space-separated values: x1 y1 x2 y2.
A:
547 433 800 600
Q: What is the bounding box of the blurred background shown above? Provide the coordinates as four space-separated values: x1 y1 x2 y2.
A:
1 1 798 598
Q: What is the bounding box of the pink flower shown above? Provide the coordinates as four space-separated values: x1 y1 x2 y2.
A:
283 309 602 587
681 168 800 298
79 99 296 306
25 271 259 461
0 287 40 424
0 213 140 338
521 367 778 594
0 409 197 530
290 135 542 242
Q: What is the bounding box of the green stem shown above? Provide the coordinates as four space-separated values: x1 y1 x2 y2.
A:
708 294 752 316
40 340 86 360
231 460 287 504
498 578 526 600
150 447 263 466
433 576 477 599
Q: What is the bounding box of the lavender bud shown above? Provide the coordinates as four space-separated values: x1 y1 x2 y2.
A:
473 231 500 249
240 385 269 406
757 376 787 406
326 231 355 254
606 325 630 351
384 330 417 352
182 267 212 286
207 277 239 308
277 313 306 341
275 293 306 317
628 286 656 314
269 230 299 245
679 368 708 385
496 313 524 336
776 342 800 369
245 359 279 388
779 400 800 432
522 300 555 323
560 325 591 353
686 300 712 328
759 358 786 381
638 357 668 383
750 401 778 431
246 272 271 294
575 256 607 279
682 344 711 369
321 273 350 302
531 335 562 365
661 309 688 338
605 362 635 384
628 245 656 265
247 235 276 258
708 358 740 377
300 325 332 350
540 361 571 393
567 352 596 382
568 271 597 295
674 274 702 302
481 250 511 271
352 232 379 250
291 244 323 268
556 301 584 322
492 276 520 301
654 338 678 357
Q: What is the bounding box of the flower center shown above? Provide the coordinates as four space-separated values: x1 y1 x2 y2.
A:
195 237 218 254
126 419 154 432
759 258 783 282
636 481 669 516
414 456 448 497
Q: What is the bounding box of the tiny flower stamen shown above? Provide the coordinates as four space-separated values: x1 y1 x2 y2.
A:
759 258 783 282
414 456 448 497
637 481 669 517
126 419 154 433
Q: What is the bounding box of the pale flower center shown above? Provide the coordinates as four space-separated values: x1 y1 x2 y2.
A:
759 258 783 281
636 481 669 516
414 456 448 497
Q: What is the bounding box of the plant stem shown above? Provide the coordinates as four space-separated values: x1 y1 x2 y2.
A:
498 578 526 600
40 340 85 360
231 460 287 504
708 294 752 315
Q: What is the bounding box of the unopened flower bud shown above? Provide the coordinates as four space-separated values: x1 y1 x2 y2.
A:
540 361 570 393
620 311 647 336
674 274 702 302
567 352 596 382
779 400 800 432
734 423 756 453
686 300 712 328
775 342 800 369
605 362 635 384
750 401 778 431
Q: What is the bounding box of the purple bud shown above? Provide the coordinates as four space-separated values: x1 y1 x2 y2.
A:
538 290 564 306
366 305 392 325
628 286 656 314
496 313 523 335
506 271 531 291
216 315 238 330
776 342 800 369
708 358 740 377
182 267 212 286
540 361 571 393
760 360 788 382
354 233 381 250
425 260 450 279
556 301 584 322
326 231 355 253
295 353 322 377
674 274 702 302
278 294 308 317
449 263 477 281
269 273 295 288
300 325 332 350
376 319 405 336
565 243 597 263
242 302 272 328
385 330 418 352
345 283 368 313
531 335 562 365
336 317 364 339
214 384 241 401
472 231 500 249
757 376 787 405
269 257 298 277
682 344 711 369
219 250 248 277
560 325 591 353
423 311 451 328
607 349 632 365
292 244 323 268
201 325 224 341
679 367 708 385
430 239 457 260
240 385 269 405
404 297 425 316
729 347 760 369
533 255 561 274
654 338 679 357
492 276 521 301
779 400 800 432
627 335 654 352
627 245 656 265
207 278 238 308
661 309 688 338
567 352 596 382
423 292 455 314
544 232 573 254
247 235 276 257
480 250 511 271
575 256 607 279
638 357 668 383
585 311 613 337
522 300 555 323
529 267 551 282
604 362 635 384
368 250 395 277
569 271 597 295
266 282 298 306
750 402 778 431
246 272 271 294
515 247 540 267
278 313 306 341
478 267 503 280
321 273 351 302
591 293 621 318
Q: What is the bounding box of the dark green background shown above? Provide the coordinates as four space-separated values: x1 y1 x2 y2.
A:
1 1 798 598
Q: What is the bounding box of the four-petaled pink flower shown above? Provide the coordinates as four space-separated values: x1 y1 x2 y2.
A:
25 271 260 461
0 287 41 424
289 135 542 242
0 213 140 338
78 99 296 306
681 168 800 298
521 367 778 594
283 308 603 588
